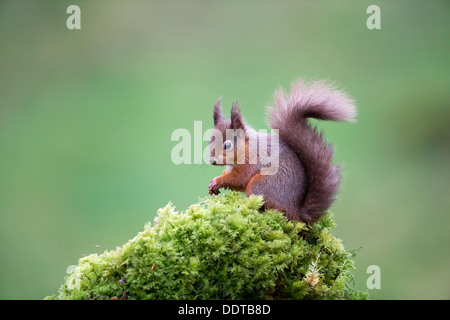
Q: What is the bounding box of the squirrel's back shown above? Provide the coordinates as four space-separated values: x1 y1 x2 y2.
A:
268 79 356 222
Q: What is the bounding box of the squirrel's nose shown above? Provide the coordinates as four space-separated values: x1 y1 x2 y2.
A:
211 159 217 165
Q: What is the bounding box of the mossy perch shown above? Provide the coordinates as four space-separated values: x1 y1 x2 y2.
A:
46 192 368 300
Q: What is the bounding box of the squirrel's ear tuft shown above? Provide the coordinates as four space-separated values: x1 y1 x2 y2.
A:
230 101 245 130
213 99 224 126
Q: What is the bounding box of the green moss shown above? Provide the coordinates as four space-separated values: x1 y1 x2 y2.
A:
46 192 368 300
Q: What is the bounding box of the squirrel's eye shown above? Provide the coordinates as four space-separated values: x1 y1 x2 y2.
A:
223 141 233 150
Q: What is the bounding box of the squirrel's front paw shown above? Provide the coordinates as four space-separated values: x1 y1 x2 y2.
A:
208 177 221 195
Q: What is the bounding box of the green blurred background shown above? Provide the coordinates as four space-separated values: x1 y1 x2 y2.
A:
0 0 449 300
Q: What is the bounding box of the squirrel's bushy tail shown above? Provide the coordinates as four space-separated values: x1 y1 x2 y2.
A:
268 79 356 222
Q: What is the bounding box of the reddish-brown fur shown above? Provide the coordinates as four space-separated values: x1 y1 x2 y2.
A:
208 79 356 223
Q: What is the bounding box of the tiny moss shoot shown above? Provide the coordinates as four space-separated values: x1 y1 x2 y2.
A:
46 192 368 300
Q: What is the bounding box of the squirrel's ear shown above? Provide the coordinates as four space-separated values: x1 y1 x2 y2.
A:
213 99 224 126
230 101 245 131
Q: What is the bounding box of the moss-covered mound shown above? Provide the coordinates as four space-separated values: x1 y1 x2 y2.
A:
46 192 367 300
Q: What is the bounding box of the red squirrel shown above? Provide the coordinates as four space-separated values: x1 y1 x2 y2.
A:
208 79 356 223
